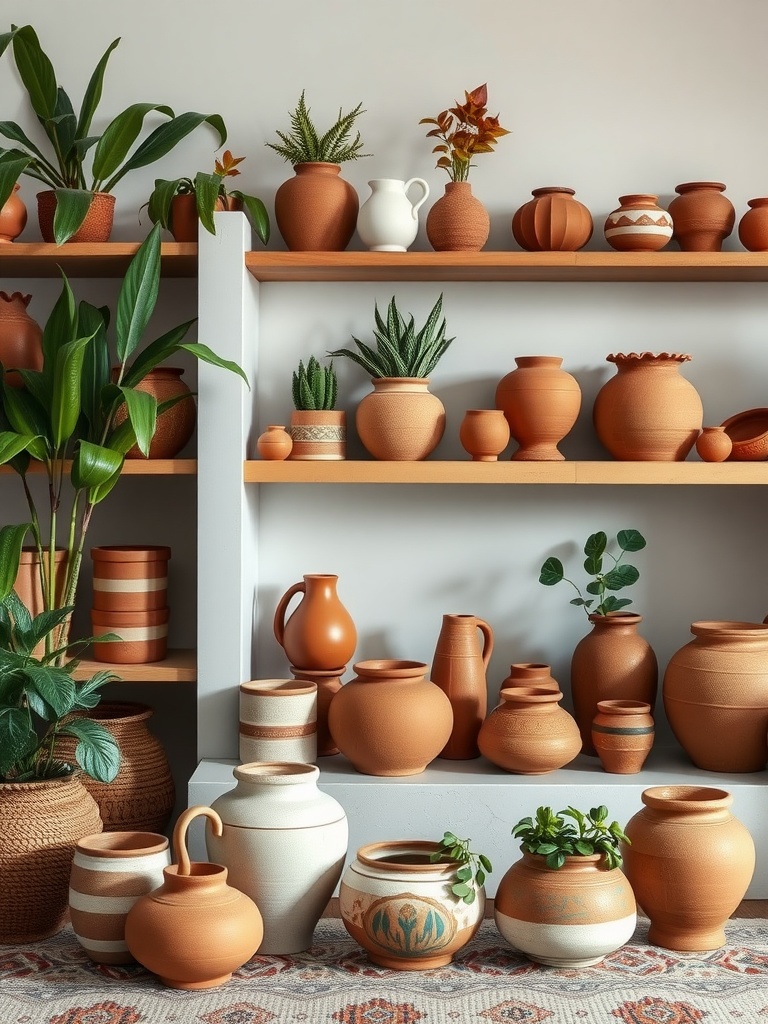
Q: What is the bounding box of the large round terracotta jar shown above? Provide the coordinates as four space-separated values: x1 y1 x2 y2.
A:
621 786 755 951
356 377 445 460
0 183 27 242
37 190 115 243
273 573 357 672
426 182 490 252
738 197 768 251
121 367 197 459
668 181 735 252
512 187 593 252
495 356 581 461
662 621 768 772
495 850 636 967
0 291 43 386
274 162 358 251
593 352 703 461
603 194 673 251
478 686 581 774
328 659 453 776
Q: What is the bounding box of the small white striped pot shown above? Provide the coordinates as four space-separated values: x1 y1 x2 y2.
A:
69 831 170 964
289 410 346 460
495 850 637 968
91 607 169 663
239 679 318 763
91 545 171 612
604 194 673 252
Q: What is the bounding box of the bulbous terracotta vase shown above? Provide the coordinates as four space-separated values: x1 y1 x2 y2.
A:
621 786 755 950
274 162 358 251
0 183 27 242
495 356 581 461
695 426 732 462
121 367 197 459
273 573 357 672
477 686 581 774
512 187 593 251
356 377 445 460
459 409 511 461
426 181 490 252
668 181 734 252
0 291 43 386
37 190 115 243
591 699 654 774
257 424 293 461
430 613 493 759
603 194 673 251
498 662 561 697
738 197 768 251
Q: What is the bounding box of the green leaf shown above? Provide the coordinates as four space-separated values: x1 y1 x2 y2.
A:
600 596 632 613
43 270 77 376
50 335 93 447
179 342 249 389
0 524 31 602
50 89 77 163
51 188 94 245
535 842 558 854
75 36 121 140
116 223 161 362
24 666 76 719
0 431 37 466
11 25 58 122
451 882 471 898
538 557 564 586
118 386 157 457
546 851 566 870
78 301 110 437
586 580 604 596
192 170 222 236
0 707 36 774
617 529 646 553
71 440 123 489
584 552 603 575
479 854 493 873
575 840 595 856
456 864 472 882
90 102 175 185
60 718 120 783
231 191 270 246
1 378 49 454
147 176 183 230
88 464 123 505
463 888 476 905
72 670 118 710
584 532 607 559
603 565 640 591
0 150 32 211
120 319 196 387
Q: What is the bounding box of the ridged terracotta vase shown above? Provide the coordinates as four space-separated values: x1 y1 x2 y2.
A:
426 181 490 252
477 686 581 774
91 545 171 612
257 424 293 461
591 700 655 774
512 187 593 251
430 613 493 759
291 666 343 756
0 291 43 386
37 190 115 243
622 786 755 951
356 377 446 460
274 162 359 251
289 409 346 460
738 197 768 251
495 356 581 461
603 194 673 251
273 573 357 672
498 662 561 697
119 367 196 459
495 850 637 967
662 621 768 772
328 659 454 776
0 183 27 242
570 613 658 756
459 409 510 461
593 352 703 461
696 425 732 462
668 181 735 252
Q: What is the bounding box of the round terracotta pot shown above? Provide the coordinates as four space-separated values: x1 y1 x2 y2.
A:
0 183 27 242
512 187 593 252
459 409 510 461
289 409 346 460
662 621 768 772
0 774 102 943
426 181 490 252
571 613 658 756
37 190 115 243
495 850 636 967
603 194 674 252
593 351 703 461
239 678 317 764
291 665 343 756
328 659 454 776
668 181 735 252
356 377 446 461
621 786 755 951
738 197 768 251
274 162 358 252
257 424 293 461
478 686 581 774
91 607 169 663
719 407 768 461
116 367 196 460
91 545 171 612
430 613 493 759
273 573 357 672
695 425 733 462
495 356 581 461
0 291 43 386
168 192 227 242
339 840 485 970
591 699 655 774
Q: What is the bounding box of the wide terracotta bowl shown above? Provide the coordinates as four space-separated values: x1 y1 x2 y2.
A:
720 408 768 461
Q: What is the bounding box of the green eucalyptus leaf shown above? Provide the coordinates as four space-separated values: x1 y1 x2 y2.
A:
455 864 472 882
463 888 476 905
451 881 471 898
479 854 492 873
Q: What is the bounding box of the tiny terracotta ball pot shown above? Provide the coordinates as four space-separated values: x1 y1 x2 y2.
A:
459 409 510 461
498 662 561 698
37 190 115 243
477 686 581 774
91 607 169 663
512 187 593 252
604 194 673 252
695 426 733 462
668 181 735 252
0 183 27 242
738 198 768 251
257 425 293 461
591 700 654 774
91 545 170 612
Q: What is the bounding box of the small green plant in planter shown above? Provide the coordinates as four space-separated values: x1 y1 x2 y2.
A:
289 357 344 460
539 529 647 617
431 831 493 905
292 356 338 411
512 805 629 870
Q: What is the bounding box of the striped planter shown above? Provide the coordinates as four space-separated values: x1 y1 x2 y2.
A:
91 607 169 663
239 679 318 763
91 546 171 612
69 832 170 964
592 699 655 774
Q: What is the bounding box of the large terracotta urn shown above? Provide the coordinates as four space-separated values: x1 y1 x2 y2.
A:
0 291 43 386
495 356 581 461
0 183 27 242
273 573 357 672
668 181 735 252
622 786 755 951
477 686 581 774
512 187 593 252
662 621 768 772
356 377 445 460
37 189 115 243
603 194 673 251
592 352 703 461
426 182 490 252
430 613 493 759
274 162 358 251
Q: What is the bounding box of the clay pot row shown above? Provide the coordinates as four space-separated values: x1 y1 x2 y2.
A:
90 546 171 663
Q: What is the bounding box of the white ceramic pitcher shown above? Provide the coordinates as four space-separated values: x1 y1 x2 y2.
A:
356 177 430 251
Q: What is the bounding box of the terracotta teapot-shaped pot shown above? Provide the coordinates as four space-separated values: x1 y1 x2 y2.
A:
124 806 263 989
273 573 357 671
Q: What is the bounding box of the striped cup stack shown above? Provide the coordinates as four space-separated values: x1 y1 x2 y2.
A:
90 546 171 663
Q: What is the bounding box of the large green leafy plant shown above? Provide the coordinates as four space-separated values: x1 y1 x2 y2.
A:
512 805 630 871
0 24 226 242
539 529 647 617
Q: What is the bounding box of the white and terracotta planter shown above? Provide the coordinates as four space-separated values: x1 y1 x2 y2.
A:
91 607 169 663
239 679 318 763
91 545 170 612
289 409 346 460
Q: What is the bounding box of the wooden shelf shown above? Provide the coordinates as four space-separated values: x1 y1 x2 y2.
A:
71 648 196 682
0 242 197 278
244 459 768 485
244 250 768 283
0 458 197 476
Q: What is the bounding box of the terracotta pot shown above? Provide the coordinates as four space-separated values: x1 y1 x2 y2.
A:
662 621 768 772
273 573 357 672
719 407 768 461
356 377 446 461
668 181 735 252
13 547 67 655
738 197 768 251
430 613 493 759
37 190 115 243
91 545 170 612
571 613 658 756
0 183 27 242
207 763 348 954
289 409 346 460
593 351 703 461
0 291 43 386
621 786 755 951
257 424 293 460
495 356 581 461
125 806 263 988
459 409 510 461
168 192 227 243
117 367 196 460
603 194 673 251
69 831 170 964
91 607 169 663
512 187 593 252
695 425 733 462
591 699 654 774
477 686 581 774
328 659 454 776
291 665 343 756
339 840 485 970
239 678 317 764
426 181 490 252
0 774 102 943
274 162 358 251
498 662 561 697
495 850 636 967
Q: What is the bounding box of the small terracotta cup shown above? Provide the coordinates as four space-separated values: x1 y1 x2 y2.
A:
591 700 654 774
91 545 171 612
91 607 169 663
239 679 318 763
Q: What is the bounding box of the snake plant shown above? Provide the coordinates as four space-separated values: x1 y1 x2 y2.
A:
292 357 338 411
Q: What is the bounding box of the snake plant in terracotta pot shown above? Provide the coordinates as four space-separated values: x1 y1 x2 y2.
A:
289 356 345 460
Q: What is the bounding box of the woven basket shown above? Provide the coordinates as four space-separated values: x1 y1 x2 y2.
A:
0 774 102 943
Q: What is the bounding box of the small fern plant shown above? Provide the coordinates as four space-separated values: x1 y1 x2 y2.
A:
329 294 454 379
266 91 370 165
292 357 338 411
512 805 629 871
431 831 492 905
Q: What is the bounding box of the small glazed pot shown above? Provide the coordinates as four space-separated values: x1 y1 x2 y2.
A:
591 700 654 774
459 409 511 461
91 607 169 663
239 679 318 764
257 425 293 461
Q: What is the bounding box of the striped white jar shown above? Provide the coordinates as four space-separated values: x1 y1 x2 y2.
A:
69 831 170 964
240 679 318 763
91 546 171 612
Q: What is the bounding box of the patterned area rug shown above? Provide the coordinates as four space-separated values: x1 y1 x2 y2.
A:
1 917 767 1024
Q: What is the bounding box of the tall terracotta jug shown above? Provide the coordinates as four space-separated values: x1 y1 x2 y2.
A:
431 613 493 759
273 573 357 671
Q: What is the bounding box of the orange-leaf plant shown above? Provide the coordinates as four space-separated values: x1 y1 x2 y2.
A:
419 83 510 183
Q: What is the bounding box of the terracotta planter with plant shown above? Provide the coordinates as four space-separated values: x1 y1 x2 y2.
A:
289 356 345 460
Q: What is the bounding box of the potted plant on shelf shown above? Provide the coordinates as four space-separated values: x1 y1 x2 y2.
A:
0 24 227 243
494 805 636 967
328 293 454 460
266 90 369 251
289 356 345 460
145 150 270 244
419 83 510 252
538 529 657 754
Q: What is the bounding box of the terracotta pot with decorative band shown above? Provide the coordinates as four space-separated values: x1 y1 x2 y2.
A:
91 545 171 612
91 607 169 663
289 410 346 460
239 679 318 763
591 699 655 774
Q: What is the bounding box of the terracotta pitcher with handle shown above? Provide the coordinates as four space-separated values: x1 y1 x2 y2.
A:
273 573 357 671
430 613 494 759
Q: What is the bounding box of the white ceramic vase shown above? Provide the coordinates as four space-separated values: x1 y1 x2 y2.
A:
356 178 430 252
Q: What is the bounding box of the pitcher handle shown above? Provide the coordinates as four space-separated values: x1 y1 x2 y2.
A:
476 618 494 669
404 177 430 219
273 580 306 649
173 805 222 876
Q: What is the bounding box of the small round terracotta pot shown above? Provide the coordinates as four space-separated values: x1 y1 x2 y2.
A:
257 425 293 461
591 700 654 774
738 197 768 251
512 186 593 252
0 183 27 242
459 409 511 461
603 194 673 252
356 377 445 461
239 678 318 764
37 190 115 243
91 545 171 612
477 686 581 774
695 426 733 462
91 607 169 663
668 181 735 252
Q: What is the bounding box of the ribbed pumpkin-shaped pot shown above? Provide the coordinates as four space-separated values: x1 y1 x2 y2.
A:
426 181 490 252
0 291 43 386
274 162 359 251
356 377 446 460
0 183 27 241
603 194 673 251
668 181 735 252
591 700 655 774
495 356 581 461
622 786 755 951
477 686 581 774
495 850 637 967
512 187 593 251
37 190 115 243
119 367 196 459
273 573 357 672
662 621 768 772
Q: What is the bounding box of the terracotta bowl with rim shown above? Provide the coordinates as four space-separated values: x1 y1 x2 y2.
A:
720 408 768 460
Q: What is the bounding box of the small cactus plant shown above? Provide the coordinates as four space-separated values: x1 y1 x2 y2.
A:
292 356 338 411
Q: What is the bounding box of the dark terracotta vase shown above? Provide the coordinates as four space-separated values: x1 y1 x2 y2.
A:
668 181 734 252
37 190 115 243
0 291 43 386
738 197 768 251
274 162 358 251
426 182 489 252
430 613 493 759
512 187 593 252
